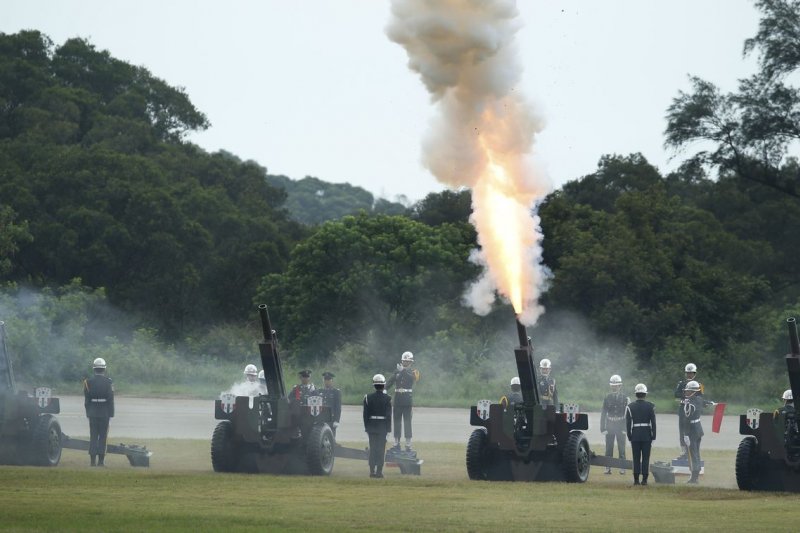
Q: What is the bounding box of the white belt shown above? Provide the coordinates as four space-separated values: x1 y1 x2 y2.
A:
395 389 413 393
90 399 107 403
607 416 623 421
690 419 701 424
370 416 386 419
633 423 650 427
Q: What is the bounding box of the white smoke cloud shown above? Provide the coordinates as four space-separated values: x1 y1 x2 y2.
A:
387 0 551 325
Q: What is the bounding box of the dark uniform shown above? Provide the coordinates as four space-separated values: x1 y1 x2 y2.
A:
601 390 628 468
507 389 523 405
625 398 656 485
537 375 558 408
680 394 704 483
363 388 392 477
386 366 419 448
290 370 316 405
83 372 115 466
674 378 707 455
319 372 342 436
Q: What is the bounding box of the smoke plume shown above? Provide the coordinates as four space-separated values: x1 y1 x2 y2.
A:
387 0 550 325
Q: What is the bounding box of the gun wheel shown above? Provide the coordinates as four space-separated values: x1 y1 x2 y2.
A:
211 420 237 472
735 436 760 490
562 431 590 483
466 427 491 480
306 424 335 476
31 414 62 467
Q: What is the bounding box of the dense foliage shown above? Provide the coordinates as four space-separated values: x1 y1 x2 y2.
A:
2 1 800 406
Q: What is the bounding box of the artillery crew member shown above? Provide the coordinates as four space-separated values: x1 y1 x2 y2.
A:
386 351 419 451
290 369 316 404
258 370 268 395
625 383 656 486
776 389 795 416
83 357 115 467
674 363 707 458
243 363 261 396
537 358 558 408
601 374 628 475
507 377 523 405
775 389 799 455
363 374 392 478
319 371 342 436
681 380 704 484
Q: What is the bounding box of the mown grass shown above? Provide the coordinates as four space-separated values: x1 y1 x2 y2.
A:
0 440 796 532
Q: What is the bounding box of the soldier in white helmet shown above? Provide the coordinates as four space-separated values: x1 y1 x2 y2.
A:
681 380 705 483
242 364 261 396
507 377 523 405
778 389 795 416
625 383 656 486
537 358 558 408
674 363 704 458
83 357 114 467
600 374 629 475
386 351 419 452
363 373 392 478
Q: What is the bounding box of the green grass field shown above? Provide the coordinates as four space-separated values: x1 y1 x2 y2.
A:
0 439 796 532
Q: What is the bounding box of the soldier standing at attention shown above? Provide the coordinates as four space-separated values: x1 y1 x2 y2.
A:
290 369 316 404
386 351 419 451
776 389 795 416
625 383 656 486
537 358 558 409
600 374 628 475
320 372 342 436
83 357 114 467
363 374 392 478
674 363 705 458
681 380 705 484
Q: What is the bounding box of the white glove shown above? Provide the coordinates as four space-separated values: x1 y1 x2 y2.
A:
600 430 607 435
683 435 690 447
396 363 403 371
333 421 339 428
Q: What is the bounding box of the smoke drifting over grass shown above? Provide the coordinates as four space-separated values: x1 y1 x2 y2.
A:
387 0 550 325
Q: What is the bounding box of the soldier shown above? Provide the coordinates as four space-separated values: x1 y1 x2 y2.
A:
319 371 342 436
290 369 316 404
507 377 523 405
386 351 419 451
681 380 704 484
625 383 656 486
600 374 628 475
363 373 392 478
777 389 795 416
83 357 115 467
242 364 261 396
537 358 558 408
674 363 706 458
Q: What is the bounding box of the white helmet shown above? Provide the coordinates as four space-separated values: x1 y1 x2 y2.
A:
540 358 551 369
634 383 647 394
93 357 106 369
685 363 697 373
401 351 414 363
244 364 258 376
685 380 701 392
783 389 793 401
373 374 386 385
609 375 622 386
510 377 521 386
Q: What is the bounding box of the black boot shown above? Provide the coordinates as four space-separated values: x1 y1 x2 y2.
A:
375 468 384 478
633 474 640 486
687 474 699 484
641 474 648 486
90 455 96 467
97 454 105 467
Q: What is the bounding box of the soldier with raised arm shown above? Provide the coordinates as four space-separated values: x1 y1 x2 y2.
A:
386 351 419 452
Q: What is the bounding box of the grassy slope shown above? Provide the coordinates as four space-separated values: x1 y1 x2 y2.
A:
0 440 796 532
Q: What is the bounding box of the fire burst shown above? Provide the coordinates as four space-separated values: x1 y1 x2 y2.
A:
387 0 549 325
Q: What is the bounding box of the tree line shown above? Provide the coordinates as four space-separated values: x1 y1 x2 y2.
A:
1 0 799 405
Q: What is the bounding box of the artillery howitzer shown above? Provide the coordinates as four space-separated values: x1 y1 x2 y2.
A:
735 317 800 492
466 318 670 483
0 321 151 467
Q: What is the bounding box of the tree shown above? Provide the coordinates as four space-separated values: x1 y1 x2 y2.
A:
664 0 800 198
0 205 32 276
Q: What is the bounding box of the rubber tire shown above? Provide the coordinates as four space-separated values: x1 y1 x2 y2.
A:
306 424 335 476
466 427 490 480
211 420 237 472
562 431 591 483
31 414 62 467
735 436 759 490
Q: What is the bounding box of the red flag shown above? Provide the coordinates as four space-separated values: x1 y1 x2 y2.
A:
712 402 726 433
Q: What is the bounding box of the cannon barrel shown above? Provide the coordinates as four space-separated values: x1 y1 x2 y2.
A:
787 317 800 410
789 317 800 356
258 304 273 343
257 304 286 399
517 320 529 348
514 318 540 406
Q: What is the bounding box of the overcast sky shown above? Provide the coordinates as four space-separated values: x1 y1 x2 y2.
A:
3 1 761 203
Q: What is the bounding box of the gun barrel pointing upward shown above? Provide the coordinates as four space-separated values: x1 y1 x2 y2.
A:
789 317 800 356
258 304 273 343
516 319 528 348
